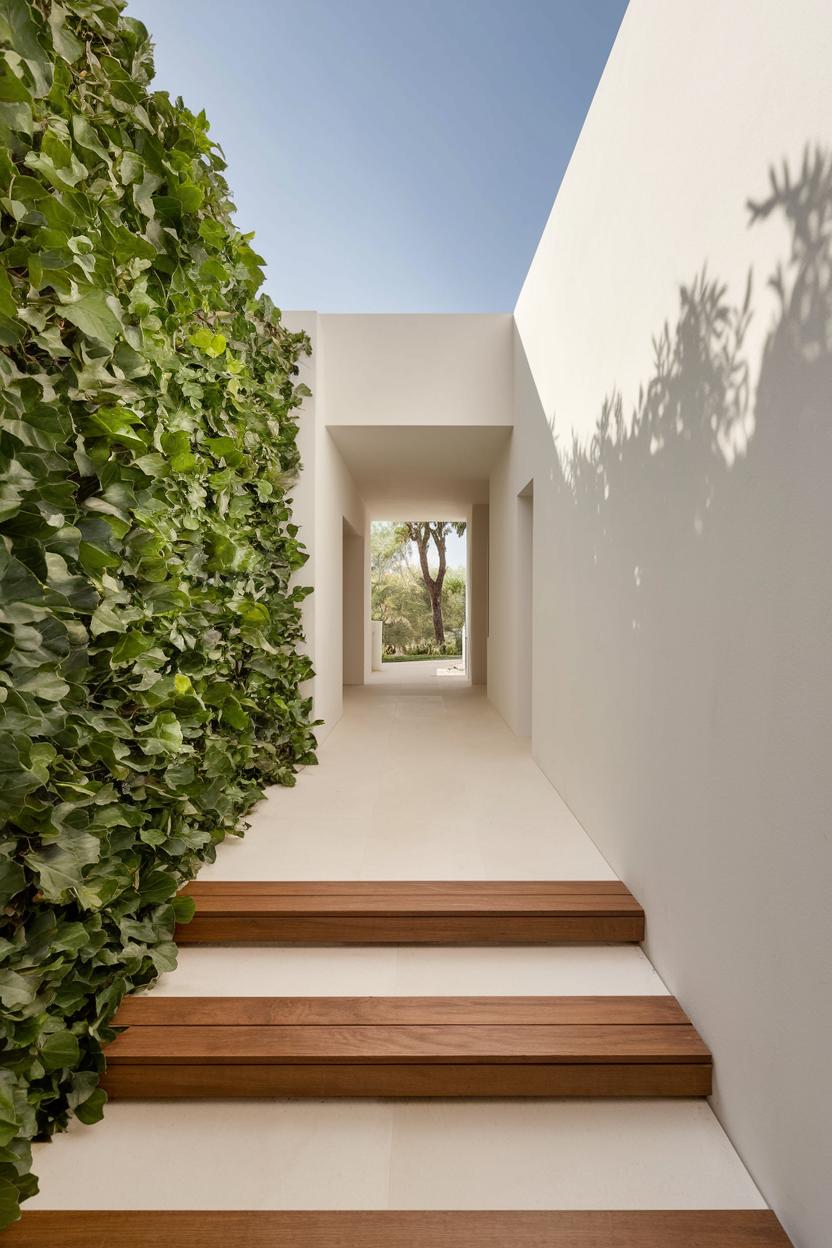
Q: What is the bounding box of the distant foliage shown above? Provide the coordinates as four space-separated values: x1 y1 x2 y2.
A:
373 568 465 652
0 0 315 1223
371 521 465 654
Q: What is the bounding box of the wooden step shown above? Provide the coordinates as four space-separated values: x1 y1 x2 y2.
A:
103 995 710 1099
176 880 645 943
5 1210 793 1246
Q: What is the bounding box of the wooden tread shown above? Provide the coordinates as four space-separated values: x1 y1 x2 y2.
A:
5 1210 792 1246
103 995 710 1099
176 880 645 944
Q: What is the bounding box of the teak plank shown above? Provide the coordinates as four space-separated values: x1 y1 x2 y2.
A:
102 1061 712 1098
183 894 642 916
5 1210 793 1247
104 1022 708 1064
176 915 644 943
175 879 645 944
112 994 690 1027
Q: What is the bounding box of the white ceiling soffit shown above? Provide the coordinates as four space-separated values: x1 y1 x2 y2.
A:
327 424 511 510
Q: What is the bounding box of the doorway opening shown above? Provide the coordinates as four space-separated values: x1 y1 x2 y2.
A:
370 519 467 679
342 517 364 686
517 480 534 735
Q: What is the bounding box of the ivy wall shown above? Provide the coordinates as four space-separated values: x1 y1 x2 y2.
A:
0 0 315 1224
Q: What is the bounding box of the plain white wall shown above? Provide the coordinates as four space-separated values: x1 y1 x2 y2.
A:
495 2 832 1244
487 356 539 737
283 312 367 741
319 314 513 427
515 481 534 737
313 430 365 737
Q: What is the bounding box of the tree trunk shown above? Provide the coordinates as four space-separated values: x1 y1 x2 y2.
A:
411 523 446 645
429 584 445 645
430 526 447 644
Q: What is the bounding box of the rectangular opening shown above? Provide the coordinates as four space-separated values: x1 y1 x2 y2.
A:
517 480 534 736
467 504 489 685
342 517 364 686
370 520 467 679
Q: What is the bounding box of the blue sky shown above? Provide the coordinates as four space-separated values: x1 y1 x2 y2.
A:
127 0 626 312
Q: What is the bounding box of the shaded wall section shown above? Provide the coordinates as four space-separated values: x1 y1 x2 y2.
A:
495 2 832 1244
283 313 366 741
342 519 365 685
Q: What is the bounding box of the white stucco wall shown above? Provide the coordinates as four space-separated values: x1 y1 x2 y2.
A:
342 520 365 686
318 314 513 428
283 313 366 742
493 2 832 1244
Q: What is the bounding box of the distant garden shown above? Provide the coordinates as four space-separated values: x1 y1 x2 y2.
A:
371 522 466 660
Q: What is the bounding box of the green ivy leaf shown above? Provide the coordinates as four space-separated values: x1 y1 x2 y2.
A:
0 0 52 97
0 854 25 907
48 5 83 64
172 895 196 924
0 1178 22 1232
25 827 101 900
39 1030 80 1072
0 1073 22 1147
60 290 123 348
15 671 70 702
139 712 183 755
73 1088 106 1126
0 972 36 1011
0 268 17 320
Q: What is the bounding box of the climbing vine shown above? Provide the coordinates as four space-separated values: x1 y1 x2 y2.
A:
0 0 315 1224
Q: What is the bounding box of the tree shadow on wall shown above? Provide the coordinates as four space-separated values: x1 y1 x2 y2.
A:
537 152 832 1234
541 146 832 884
